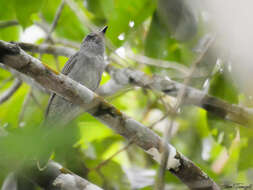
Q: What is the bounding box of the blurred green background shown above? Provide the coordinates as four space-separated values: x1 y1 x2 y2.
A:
0 0 252 189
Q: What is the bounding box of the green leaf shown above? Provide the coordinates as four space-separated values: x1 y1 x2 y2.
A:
86 0 105 20
0 26 20 41
209 69 239 104
13 0 46 28
144 13 194 68
77 114 115 147
0 0 16 20
98 0 156 46
238 138 253 171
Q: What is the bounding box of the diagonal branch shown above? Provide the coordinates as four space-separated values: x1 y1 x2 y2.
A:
2 161 103 190
0 62 49 93
45 0 65 42
0 39 220 189
65 0 97 32
0 78 22 104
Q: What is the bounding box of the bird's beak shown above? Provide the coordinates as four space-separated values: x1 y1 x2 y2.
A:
100 26 108 35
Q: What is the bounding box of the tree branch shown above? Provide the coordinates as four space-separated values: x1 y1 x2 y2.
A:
2 161 103 190
0 40 220 189
103 66 253 126
0 62 49 93
17 42 75 57
0 20 19 29
126 49 190 75
0 78 22 104
65 0 97 32
45 0 65 42
0 76 14 89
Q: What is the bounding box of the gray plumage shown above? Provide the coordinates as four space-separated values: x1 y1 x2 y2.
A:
45 26 107 125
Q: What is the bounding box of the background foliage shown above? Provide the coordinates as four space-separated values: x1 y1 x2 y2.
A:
0 0 252 189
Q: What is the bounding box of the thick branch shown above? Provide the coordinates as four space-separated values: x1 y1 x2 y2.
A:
0 78 22 104
0 40 219 189
2 161 103 190
0 63 49 93
102 66 253 126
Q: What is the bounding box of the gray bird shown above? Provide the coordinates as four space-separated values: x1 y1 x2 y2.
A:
45 26 108 125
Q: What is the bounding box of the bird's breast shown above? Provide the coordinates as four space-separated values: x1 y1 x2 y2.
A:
68 54 104 91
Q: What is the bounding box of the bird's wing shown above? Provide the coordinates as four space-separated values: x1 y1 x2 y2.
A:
45 52 78 118
61 52 79 75
45 93 56 118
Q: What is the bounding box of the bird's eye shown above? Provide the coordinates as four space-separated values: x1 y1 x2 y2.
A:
86 34 96 39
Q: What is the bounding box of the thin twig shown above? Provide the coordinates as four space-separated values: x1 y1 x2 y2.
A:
30 89 43 109
39 0 66 71
53 56 61 72
0 76 14 89
18 87 43 128
148 95 173 129
0 79 22 104
34 21 50 33
148 114 169 129
64 0 97 32
18 90 32 127
91 141 134 171
154 35 215 190
126 50 190 75
0 20 19 29
54 38 80 49
45 0 65 42
16 42 75 57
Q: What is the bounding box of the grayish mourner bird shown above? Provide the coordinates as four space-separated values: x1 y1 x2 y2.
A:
45 26 108 125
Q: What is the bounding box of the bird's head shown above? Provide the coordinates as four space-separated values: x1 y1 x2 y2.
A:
81 26 108 55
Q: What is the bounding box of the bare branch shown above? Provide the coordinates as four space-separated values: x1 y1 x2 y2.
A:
54 38 81 49
126 50 190 75
65 0 98 32
0 78 22 104
0 63 49 93
34 21 50 33
0 76 14 89
92 141 134 171
17 42 75 57
18 89 32 127
0 40 220 189
45 0 65 42
103 65 253 126
2 161 103 190
0 20 19 29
